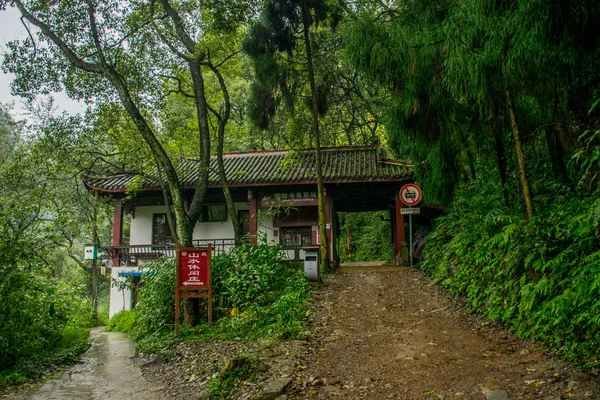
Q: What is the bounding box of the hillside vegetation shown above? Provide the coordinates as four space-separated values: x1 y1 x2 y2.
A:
423 166 600 367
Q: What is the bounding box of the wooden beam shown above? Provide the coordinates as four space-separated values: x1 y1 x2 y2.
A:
394 191 406 264
112 198 123 245
112 198 123 267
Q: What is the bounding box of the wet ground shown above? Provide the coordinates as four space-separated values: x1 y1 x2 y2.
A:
6 327 166 400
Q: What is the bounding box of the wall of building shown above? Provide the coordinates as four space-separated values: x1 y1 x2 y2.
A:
109 266 139 318
192 201 248 239
126 200 319 265
258 214 277 244
130 205 165 245
129 202 249 244
111 200 328 316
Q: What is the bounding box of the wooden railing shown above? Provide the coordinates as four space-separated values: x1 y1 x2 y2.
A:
102 239 235 266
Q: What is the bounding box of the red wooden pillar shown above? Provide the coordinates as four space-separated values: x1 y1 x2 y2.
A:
393 191 406 264
248 189 258 245
112 198 123 266
324 189 332 262
390 208 396 261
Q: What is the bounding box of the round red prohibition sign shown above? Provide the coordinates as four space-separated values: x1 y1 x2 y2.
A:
399 184 422 206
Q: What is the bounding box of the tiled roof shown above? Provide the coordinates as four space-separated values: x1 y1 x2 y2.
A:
83 145 412 192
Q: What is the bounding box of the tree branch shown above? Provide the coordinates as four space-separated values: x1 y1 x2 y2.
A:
158 74 195 98
20 16 37 60
13 0 104 73
159 0 197 54
86 1 109 67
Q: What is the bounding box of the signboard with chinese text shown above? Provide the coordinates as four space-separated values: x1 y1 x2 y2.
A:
178 249 209 288
400 207 421 215
175 245 213 331
259 191 318 207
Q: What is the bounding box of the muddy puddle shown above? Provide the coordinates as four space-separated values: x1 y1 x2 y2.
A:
7 327 166 400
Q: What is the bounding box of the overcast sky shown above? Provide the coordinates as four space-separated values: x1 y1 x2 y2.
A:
0 6 84 119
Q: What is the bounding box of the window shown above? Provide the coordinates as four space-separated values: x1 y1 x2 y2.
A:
152 214 172 244
239 210 250 236
280 227 312 247
200 204 227 222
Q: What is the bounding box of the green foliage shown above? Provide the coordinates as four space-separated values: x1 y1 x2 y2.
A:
0 106 103 386
571 128 600 192
105 310 137 333
96 295 110 326
338 211 392 262
209 237 311 339
0 270 90 386
130 258 177 353
343 4 463 205
127 238 311 352
423 171 600 367
0 268 92 387
0 270 67 370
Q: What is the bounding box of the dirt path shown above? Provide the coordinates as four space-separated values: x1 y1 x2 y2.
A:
126 265 600 399
6 327 167 400
292 267 599 399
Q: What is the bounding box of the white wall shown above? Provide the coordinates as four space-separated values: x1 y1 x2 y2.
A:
258 215 278 244
129 205 165 245
109 266 139 318
130 202 249 244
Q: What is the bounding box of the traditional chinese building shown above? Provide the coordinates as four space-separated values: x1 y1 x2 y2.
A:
84 144 434 316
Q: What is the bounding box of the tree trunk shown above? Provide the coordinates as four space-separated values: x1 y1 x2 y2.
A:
217 150 242 245
545 127 570 185
91 191 99 321
490 118 510 207
181 61 214 327
532 135 542 159
207 63 242 246
467 150 476 181
502 63 533 219
302 5 330 269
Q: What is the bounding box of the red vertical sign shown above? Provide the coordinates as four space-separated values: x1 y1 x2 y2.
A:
175 245 213 331
178 249 209 288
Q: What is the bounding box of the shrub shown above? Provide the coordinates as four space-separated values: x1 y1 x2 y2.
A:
130 237 311 348
0 269 89 386
0 268 90 387
132 258 176 337
210 237 311 339
105 310 137 333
